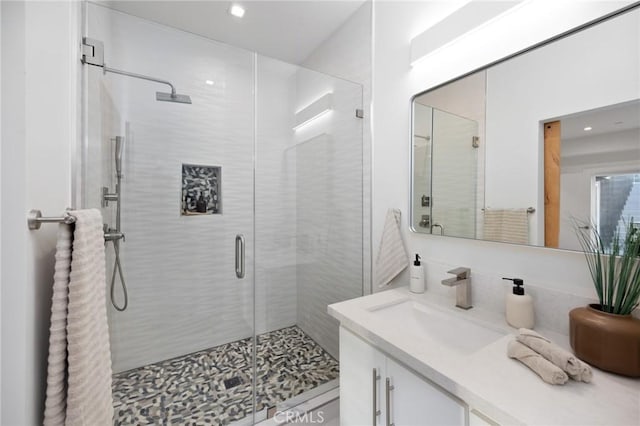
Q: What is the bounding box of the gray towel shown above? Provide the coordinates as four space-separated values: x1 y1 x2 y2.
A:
508 340 568 385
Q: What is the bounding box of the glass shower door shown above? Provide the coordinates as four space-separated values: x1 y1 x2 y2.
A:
83 3 365 424
83 4 257 424
253 56 364 420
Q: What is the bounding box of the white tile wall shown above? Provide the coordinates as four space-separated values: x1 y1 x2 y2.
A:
87 5 256 372
255 57 299 334
85 4 369 371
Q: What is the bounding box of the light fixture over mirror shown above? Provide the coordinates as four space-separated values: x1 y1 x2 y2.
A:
410 4 640 252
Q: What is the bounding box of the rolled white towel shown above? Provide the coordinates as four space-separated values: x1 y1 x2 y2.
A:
568 359 594 383
508 340 568 385
516 328 582 376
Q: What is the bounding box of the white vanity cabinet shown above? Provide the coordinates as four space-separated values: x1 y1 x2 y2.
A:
340 326 467 426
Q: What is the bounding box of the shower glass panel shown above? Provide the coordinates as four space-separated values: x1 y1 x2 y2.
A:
431 108 479 238
254 57 363 418
82 3 364 424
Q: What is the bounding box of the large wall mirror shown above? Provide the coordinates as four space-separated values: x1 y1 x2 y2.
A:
411 5 640 251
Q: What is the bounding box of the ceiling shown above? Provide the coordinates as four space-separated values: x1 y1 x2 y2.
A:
97 0 366 64
560 100 640 140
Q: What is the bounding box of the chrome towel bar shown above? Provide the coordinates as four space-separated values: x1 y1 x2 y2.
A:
27 209 76 230
481 207 536 214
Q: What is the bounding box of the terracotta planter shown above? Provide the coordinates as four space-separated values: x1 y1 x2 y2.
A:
569 304 640 377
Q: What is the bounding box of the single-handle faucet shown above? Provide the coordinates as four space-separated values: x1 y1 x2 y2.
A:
441 267 472 310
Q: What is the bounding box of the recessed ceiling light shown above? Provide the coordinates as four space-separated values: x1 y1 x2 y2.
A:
583 126 592 131
229 4 245 18
205 80 215 86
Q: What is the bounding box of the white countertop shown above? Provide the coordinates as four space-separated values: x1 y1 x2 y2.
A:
328 287 640 426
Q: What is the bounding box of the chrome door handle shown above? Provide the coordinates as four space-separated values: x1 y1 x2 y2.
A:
372 368 381 425
235 234 245 279
385 377 395 426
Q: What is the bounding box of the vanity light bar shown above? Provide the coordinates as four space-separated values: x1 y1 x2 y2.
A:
410 1 524 66
293 93 333 131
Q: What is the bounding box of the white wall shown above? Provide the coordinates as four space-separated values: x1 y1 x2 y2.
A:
372 0 635 335
1 1 79 424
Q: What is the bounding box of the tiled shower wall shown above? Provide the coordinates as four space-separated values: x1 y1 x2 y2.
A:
254 57 299 335
86 4 366 371
89 5 259 372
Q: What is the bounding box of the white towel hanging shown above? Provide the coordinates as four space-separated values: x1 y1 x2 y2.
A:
44 209 114 426
375 208 410 288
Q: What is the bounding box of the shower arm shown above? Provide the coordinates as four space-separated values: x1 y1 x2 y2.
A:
102 65 177 98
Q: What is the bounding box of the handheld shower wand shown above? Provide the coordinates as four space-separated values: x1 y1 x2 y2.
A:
103 136 128 311
115 135 124 179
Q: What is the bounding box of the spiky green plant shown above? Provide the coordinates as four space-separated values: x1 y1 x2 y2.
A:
574 219 640 315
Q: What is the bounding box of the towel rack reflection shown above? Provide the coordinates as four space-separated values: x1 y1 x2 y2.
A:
481 207 535 214
27 209 76 230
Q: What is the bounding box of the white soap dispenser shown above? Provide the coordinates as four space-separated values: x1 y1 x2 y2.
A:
503 277 534 329
410 254 425 293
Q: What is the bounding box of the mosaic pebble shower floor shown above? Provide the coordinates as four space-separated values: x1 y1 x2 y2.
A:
112 326 339 425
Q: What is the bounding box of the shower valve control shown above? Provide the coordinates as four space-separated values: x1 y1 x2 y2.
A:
103 224 125 242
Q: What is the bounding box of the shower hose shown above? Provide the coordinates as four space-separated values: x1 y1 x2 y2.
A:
110 239 129 311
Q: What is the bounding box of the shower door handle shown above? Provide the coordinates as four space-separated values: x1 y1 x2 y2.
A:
235 234 245 279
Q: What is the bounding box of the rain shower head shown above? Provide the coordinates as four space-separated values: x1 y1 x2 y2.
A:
156 92 192 104
81 38 193 105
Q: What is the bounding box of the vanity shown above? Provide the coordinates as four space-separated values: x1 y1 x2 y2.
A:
328 288 640 426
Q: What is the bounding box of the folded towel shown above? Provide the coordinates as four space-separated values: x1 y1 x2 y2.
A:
483 208 529 244
508 340 568 385
516 328 582 376
568 359 593 383
375 208 409 288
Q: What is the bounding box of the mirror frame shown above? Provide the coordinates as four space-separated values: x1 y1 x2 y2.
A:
409 2 640 252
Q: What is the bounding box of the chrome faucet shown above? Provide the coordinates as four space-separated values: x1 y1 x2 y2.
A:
441 267 472 310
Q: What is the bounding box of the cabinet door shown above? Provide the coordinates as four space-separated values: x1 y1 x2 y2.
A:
385 357 466 426
340 327 386 426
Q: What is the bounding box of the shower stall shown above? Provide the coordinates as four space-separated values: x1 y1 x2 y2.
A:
81 3 367 424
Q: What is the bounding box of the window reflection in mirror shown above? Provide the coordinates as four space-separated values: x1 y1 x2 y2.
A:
410 5 640 251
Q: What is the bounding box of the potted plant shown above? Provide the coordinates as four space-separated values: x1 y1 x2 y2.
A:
570 219 640 377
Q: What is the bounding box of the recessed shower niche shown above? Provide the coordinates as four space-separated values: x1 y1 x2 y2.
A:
181 163 222 215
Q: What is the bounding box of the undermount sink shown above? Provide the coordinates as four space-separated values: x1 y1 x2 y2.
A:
367 299 505 355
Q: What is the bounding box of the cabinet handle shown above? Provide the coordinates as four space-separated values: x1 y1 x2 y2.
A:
385 377 395 426
372 368 381 425
235 234 245 278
